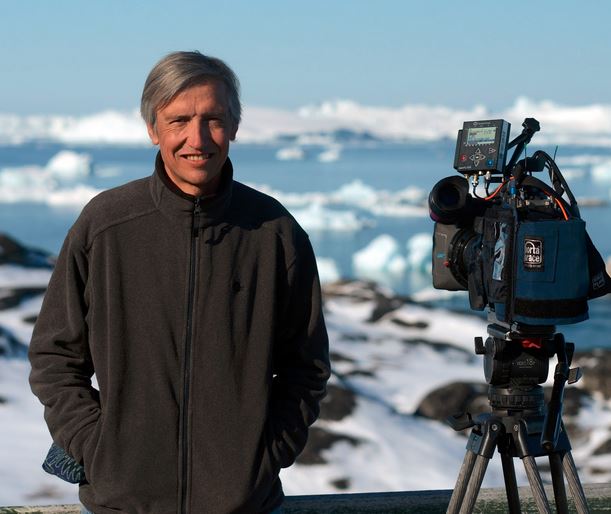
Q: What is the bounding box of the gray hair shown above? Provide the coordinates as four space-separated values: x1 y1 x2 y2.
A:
141 51 241 128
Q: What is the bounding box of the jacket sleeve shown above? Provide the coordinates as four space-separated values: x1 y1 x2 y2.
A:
28 228 101 464
269 230 331 468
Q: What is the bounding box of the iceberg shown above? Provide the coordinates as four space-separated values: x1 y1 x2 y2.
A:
406 232 432 272
275 146 305 161
46 150 92 180
316 257 341 284
353 234 407 279
291 203 372 232
592 160 611 182
332 180 379 208
0 151 101 207
317 145 341 162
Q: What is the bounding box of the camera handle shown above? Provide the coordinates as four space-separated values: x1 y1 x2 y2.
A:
504 118 541 176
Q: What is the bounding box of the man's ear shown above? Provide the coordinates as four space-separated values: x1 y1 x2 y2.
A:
147 123 159 145
230 124 238 142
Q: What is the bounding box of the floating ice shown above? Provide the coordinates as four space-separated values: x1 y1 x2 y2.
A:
558 167 587 180
46 150 92 180
275 146 305 161
317 145 341 162
291 203 371 232
0 151 101 207
592 160 611 182
316 257 341 284
332 181 427 218
0 166 55 194
406 232 433 272
48 185 101 206
332 180 379 208
247 179 427 224
353 234 407 277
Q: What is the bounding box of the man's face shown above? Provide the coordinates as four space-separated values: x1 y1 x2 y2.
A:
147 80 238 197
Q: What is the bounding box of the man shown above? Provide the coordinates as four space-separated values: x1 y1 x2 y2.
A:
29 51 330 514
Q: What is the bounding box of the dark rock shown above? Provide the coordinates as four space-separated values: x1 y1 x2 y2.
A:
345 369 376 379
0 233 55 268
320 384 357 422
369 294 406 322
297 427 361 465
574 349 611 399
543 386 591 418
0 325 29 358
593 438 611 456
338 332 369 342
323 280 378 302
0 287 47 311
415 382 489 421
391 318 429 329
329 351 356 363
402 338 474 359
0 396 6 404
330 478 351 490
23 315 38 324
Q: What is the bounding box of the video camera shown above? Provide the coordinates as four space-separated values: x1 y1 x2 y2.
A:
429 118 610 329
434 119 611 513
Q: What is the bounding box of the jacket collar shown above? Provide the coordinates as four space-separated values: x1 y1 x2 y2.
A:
150 151 234 228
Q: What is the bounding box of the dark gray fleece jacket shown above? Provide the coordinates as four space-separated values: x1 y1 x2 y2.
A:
29 155 330 514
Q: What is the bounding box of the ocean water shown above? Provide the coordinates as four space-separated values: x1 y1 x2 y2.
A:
1 140 611 349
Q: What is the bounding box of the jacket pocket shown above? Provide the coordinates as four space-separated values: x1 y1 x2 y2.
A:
82 414 104 483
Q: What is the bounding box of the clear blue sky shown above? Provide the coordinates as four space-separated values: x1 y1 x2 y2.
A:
2 0 610 115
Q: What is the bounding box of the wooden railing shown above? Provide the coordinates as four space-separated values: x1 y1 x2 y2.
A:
2 483 611 513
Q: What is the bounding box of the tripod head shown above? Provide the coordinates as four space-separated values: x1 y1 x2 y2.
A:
474 322 582 452
477 322 556 397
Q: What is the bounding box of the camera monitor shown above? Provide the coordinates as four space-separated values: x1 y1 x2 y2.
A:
453 119 510 175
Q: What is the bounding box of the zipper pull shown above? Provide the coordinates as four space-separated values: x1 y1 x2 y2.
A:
193 197 202 237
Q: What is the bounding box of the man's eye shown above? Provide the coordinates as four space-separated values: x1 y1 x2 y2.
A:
209 119 225 128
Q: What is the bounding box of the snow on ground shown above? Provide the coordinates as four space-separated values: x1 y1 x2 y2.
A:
0 359 81 505
282 282 611 495
2 257 611 506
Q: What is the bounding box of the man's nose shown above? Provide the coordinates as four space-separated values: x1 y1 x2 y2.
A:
186 119 211 148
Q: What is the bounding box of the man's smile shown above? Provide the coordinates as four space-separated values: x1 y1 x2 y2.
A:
183 153 213 161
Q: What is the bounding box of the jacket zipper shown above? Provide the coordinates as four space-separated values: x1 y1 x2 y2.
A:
181 197 201 514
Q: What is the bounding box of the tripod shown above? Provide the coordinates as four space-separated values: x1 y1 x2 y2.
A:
446 325 590 514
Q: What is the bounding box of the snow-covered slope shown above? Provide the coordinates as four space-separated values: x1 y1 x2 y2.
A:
1 235 610 506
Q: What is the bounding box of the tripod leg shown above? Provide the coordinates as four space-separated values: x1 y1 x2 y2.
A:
561 451 590 514
500 453 521 513
446 450 477 514
548 453 569 514
458 454 490 514
522 456 552 514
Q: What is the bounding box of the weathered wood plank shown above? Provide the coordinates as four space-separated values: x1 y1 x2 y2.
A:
2 483 610 514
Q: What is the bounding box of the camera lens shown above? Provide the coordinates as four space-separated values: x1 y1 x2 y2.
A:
429 176 469 223
447 228 480 288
